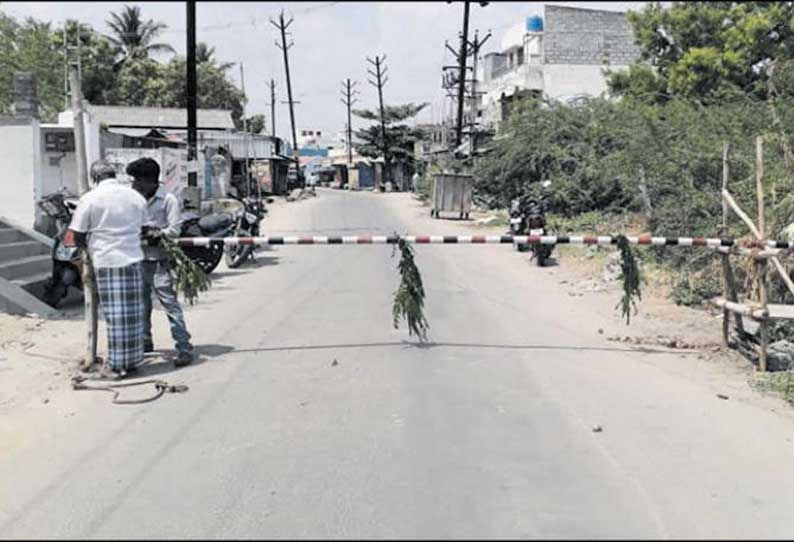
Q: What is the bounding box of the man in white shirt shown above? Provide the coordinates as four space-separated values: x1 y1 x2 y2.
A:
68 160 149 378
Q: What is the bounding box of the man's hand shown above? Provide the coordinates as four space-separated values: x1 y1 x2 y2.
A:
142 226 163 246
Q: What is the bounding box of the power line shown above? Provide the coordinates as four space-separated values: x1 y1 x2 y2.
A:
104 1 343 37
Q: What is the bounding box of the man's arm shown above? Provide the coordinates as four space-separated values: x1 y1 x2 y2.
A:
161 193 183 239
68 197 91 248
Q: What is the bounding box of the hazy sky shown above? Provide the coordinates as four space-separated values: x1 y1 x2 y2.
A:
2 1 648 139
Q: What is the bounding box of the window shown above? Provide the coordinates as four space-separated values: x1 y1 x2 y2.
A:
517 47 524 66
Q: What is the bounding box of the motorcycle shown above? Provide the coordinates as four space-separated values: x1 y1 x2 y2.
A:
37 190 82 307
509 180 554 267
223 192 273 269
178 207 238 275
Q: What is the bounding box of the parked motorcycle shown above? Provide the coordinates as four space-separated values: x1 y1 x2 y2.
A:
178 208 237 275
223 192 273 269
509 180 554 267
37 190 81 307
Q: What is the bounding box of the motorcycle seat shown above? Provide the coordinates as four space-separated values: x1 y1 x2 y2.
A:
198 213 233 233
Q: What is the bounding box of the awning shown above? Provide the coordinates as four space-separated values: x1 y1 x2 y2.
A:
107 127 155 137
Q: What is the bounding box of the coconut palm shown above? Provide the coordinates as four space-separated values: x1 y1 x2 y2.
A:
105 5 175 68
196 42 234 71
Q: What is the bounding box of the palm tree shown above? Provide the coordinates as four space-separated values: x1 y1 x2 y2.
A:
105 5 175 68
196 42 234 71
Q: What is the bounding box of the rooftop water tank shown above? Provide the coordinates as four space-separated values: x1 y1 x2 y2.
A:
526 15 543 33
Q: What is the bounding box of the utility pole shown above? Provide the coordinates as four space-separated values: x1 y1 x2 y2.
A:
186 0 198 189
454 0 471 148
340 78 359 165
240 62 252 196
268 79 277 138
367 55 389 189
69 67 97 371
271 10 301 186
466 29 490 157
444 0 489 150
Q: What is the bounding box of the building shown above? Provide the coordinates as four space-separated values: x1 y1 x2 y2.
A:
473 4 641 133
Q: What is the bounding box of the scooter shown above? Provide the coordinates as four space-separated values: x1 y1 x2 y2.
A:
37 190 82 307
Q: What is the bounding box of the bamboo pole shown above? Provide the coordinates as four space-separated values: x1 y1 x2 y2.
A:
757 136 768 372
722 189 794 297
721 143 744 343
711 298 768 320
69 68 98 371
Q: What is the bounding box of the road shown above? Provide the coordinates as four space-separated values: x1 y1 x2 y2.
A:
3 188 794 539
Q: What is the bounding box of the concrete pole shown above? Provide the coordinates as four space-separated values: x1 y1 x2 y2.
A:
69 68 97 371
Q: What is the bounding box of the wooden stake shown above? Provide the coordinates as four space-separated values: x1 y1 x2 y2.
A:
721 142 743 344
722 189 762 238
69 68 98 371
756 135 768 372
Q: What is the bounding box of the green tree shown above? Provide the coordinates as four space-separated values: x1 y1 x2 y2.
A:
196 42 234 71
139 56 244 124
0 14 63 120
243 114 266 134
353 103 428 173
105 4 175 69
609 2 794 102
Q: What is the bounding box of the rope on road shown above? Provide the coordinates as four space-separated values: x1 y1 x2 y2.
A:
71 374 189 405
175 234 794 250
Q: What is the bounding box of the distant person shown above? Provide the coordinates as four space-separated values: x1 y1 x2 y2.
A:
128 157 195 368
68 160 148 378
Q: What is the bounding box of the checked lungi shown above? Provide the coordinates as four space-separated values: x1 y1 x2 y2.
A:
96 262 145 372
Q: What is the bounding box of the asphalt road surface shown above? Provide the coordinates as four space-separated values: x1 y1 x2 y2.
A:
3 189 794 539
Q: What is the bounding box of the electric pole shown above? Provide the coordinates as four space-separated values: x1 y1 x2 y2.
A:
240 62 253 197
186 0 198 188
268 79 277 138
69 67 97 371
454 1 470 148
367 54 389 189
467 29 491 156
271 10 301 186
340 78 359 165
444 0 489 150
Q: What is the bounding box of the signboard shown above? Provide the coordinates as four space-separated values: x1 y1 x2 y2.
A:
103 147 204 200
251 160 272 193
44 131 75 153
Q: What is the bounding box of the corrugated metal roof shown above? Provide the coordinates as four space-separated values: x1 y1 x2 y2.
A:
85 105 235 130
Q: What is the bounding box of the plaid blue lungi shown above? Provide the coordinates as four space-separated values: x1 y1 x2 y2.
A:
96 262 145 372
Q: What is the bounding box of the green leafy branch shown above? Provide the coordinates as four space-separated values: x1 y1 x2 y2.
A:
392 236 429 342
615 234 642 324
160 237 212 306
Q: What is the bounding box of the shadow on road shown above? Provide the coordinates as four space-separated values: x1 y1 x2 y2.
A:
192 341 692 357
133 344 235 377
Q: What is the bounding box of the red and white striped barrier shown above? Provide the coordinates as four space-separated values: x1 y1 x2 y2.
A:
176 235 794 249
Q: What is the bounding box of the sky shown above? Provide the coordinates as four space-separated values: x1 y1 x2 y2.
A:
1 1 648 141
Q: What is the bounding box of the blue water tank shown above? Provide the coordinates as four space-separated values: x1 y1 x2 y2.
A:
526 15 543 32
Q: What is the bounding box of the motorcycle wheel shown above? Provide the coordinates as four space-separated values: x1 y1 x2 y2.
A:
225 225 258 269
225 244 253 269
182 244 223 275
536 246 547 267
